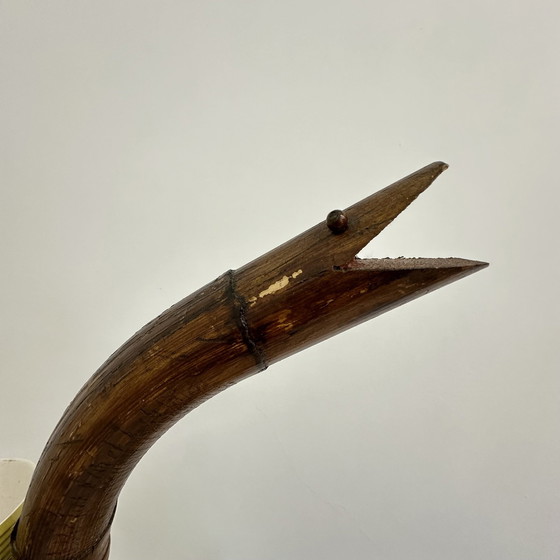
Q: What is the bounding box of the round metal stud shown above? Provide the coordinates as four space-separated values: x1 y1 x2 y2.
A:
326 209 348 234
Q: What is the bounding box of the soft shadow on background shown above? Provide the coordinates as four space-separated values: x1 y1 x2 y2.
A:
1 2 558 559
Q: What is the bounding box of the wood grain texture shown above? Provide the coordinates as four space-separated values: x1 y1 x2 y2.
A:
12 163 487 559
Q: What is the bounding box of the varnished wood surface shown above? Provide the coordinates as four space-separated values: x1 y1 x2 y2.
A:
12 163 487 559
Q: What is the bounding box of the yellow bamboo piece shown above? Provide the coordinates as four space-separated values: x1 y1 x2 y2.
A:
0 460 34 560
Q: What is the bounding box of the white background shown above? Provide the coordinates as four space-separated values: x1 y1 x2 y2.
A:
1 2 558 558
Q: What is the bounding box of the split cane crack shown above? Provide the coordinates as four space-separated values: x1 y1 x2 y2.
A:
226 269 268 372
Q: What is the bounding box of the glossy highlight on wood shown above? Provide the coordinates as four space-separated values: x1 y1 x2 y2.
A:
12 163 487 559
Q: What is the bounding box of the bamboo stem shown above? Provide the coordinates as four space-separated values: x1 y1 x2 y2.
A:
13 163 487 559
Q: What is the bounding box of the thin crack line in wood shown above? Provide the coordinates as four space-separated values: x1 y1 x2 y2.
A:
226 269 269 371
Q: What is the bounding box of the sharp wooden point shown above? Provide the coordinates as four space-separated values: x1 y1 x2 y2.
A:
343 257 489 272
337 161 450 264
337 257 489 300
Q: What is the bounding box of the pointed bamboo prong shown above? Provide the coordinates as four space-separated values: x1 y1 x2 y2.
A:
236 161 449 293
342 257 488 271
243 257 488 365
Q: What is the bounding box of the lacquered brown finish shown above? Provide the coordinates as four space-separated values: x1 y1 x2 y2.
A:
13 162 487 559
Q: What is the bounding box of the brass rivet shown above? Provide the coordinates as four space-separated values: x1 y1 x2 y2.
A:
326 210 348 234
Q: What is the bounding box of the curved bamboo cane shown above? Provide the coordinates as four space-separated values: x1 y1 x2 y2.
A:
12 163 487 560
